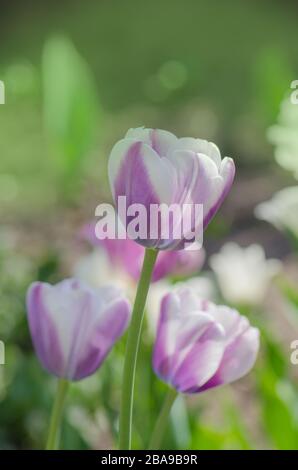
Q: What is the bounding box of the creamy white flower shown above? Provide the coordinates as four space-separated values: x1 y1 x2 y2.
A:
209 243 281 306
268 96 298 179
255 186 298 238
73 249 132 292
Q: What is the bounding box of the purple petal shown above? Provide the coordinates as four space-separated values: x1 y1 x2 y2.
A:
203 157 235 228
108 139 176 248
26 283 64 378
153 292 224 389
171 330 224 393
153 293 180 378
157 249 205 280
151 251 180 282
199 326 260 391
109 139 174 207
73 298 131 380
161 150 219 250
80 222 100 246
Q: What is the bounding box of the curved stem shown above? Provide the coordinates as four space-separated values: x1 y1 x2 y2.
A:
149 388 178 450
46 378 69 450
119 248 158 450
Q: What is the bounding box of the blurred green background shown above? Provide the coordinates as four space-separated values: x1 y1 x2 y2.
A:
1 0 298 450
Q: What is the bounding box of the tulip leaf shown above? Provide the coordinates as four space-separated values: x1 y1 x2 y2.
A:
223 401 252 450
170 396 191 449
258 369 298 449
42 36 100 178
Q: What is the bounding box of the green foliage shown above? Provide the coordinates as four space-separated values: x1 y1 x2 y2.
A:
258 370 298 449
254 47 293 124
42 36 100 181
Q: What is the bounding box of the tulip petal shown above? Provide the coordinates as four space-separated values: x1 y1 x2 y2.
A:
206 304 250 344
164 150 223 248
73 297 131 380
109 138 175 205
153 293 180 374
172 326 225 393
203 157 235 228
109 139 178 248
63 284 130 380
125 127 178 156
26 282 64 377
174 137 222 168
151 248 205 282
199 326 260 391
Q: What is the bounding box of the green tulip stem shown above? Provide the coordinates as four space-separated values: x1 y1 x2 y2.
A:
119 247 158 450
46 378 69 450
149 387 178 450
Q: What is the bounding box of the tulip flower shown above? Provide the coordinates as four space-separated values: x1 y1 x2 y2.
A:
108 127 235 449
26 278 131 450
108 127 235 250
26 278 131 381
150 288 259 449
80 222 205 283
153 288 259 394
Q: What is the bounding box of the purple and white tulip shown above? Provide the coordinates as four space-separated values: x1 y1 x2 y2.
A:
26 278 131 381
153 288 259 393
81 222 205 282
108 128 235 250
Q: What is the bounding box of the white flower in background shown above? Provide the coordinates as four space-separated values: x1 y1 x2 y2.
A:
255 186 298 239
73 249 133 293
68 406 107 450
268 96 298 178
209 243 281 306
146 275 216 335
